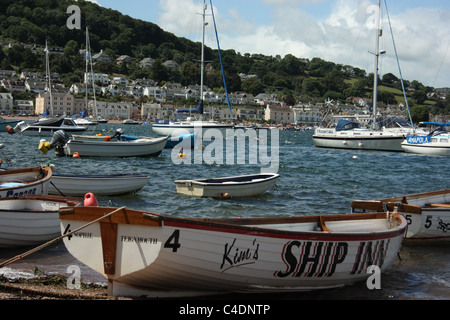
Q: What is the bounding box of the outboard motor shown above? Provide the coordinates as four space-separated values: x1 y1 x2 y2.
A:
38 130 70 156
111 128 124 140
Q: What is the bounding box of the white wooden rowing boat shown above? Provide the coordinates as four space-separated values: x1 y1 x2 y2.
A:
0 195 81 248
49 173 148 196
174 173 280 198
0 166 53 198
59 206 407 298
351 189 450 242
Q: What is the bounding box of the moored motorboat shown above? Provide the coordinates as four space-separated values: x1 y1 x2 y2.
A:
351 189 450 242
0 195 81 248
7 117 87 136
38 130 168 157
49 173 148 196
0 166 53 198
59 206 407 298
174 173 280 198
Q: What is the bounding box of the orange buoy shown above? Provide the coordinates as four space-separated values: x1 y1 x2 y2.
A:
219 192 230 199
84 192 98 207
6 125 14 134
72 152 80 158
104 136 111 141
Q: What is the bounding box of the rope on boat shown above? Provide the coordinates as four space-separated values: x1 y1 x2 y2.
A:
0 206 126 268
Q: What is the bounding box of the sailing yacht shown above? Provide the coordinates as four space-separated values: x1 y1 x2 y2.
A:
151 0 233 136
312 0 416 152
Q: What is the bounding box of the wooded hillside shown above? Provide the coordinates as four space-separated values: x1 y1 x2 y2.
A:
0 0 448 117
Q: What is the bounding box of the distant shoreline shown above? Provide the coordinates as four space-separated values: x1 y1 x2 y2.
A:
3 115 124 124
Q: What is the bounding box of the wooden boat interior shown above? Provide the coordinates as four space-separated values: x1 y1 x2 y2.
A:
60 207 402 234
0 195 81 211
0 167 49 184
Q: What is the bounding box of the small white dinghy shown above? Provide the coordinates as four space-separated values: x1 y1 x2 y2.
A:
49 173 149 196
59 206 407 298
174 173 280 198
0 195 81 248
351 189 450 243
0 166 53 198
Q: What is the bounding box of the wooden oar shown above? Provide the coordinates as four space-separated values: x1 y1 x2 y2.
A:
430 203 450 208
0 206 126 268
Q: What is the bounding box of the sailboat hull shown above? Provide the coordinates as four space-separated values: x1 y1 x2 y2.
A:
152 123 233 136
313 129 405 152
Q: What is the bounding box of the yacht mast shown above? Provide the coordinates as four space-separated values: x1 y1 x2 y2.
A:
372 0 381 130
85 27 97 118
45 40 53 116
200 0 207 107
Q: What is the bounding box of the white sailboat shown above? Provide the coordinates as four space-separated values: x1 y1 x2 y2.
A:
401 122 450 156
312 0 416 152
151 0 232 137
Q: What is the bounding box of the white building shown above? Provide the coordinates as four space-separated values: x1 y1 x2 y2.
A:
84 72 110 85
265 105 294 124
0 93 14 115
292 104 322 125
143 86 166 100
88 100 132 120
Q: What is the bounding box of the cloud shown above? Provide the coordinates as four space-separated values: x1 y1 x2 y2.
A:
158 0 450 87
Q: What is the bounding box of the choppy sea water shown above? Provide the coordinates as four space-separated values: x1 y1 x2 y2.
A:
0 123 449 300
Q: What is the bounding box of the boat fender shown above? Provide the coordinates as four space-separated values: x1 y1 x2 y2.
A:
104 136 111 141
84 192 98 207
72 152 80 158
6 125 14 135
38 140 52 154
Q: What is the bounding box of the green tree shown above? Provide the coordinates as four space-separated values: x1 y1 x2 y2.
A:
411 105 430 123
241 78 265 96
412 90 427 104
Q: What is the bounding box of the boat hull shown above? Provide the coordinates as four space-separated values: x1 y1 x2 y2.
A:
401 142 450 156
49 174 148 196
351 189 450 242
19 127 87 137
59 207 406 298
175 173 280 198
64 136 168 157
152 123 233 136
0 195 80 248
313 129 405 152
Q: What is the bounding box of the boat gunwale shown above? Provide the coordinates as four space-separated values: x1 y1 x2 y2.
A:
67 136 168 147
378 189 450 203
53 173 149 179
175 173 280 186
0 166 52 188
0 194 83 213
59 206 407 240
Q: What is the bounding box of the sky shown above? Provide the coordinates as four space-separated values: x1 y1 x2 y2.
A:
89 0 450 88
